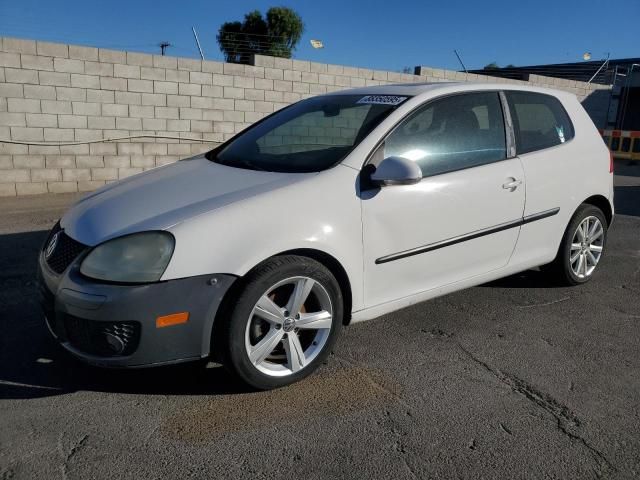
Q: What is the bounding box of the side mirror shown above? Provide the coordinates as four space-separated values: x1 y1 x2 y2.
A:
369 156 422 187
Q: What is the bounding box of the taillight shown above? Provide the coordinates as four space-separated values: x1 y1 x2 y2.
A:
609 151 614 174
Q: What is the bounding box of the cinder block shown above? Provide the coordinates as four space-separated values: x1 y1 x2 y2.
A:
211 73 234 86
128 79 153 93
69 45 99 61
60 143 89 155
91 167 118 180
190 120 212 133
350 77 365 88
301 71 318 84
126 52 153 67
223 63 245 76
0 96 6 112
5 67 38 84
74 129 102 142
265 68 284 80
24 85 56 100
21 54 54 71
70 73 99 89
116 117 142 130
178 57 201 71
245 89 264 101
141 67 165 81
167 119 190 132
0 112 26 126
58 114 87 128
190 96 214 109
54 58 84 74
114 63 140 79
0 52 20 68
3 38 37 54
115 92 143 105
255 78 274 91
130 155 155 167
254 101 274 113
167 143 192 155
77 155 105 167
85 61 113 76
28 144 59 155
154 106 179 119
202 60 223 74
99 49 126 64
104 155 131 168
72 101 100 116
86 89 113 103
179 107 202 120
101 77 128 92
293 82 310 93
39 71 71 87
283 92 300 102
203 110 223 121
62 168 91 181
213 121 235 134
45 155 75 168
0 168 29 183
16 182 47 195
212 98 234 110
167 94 190 107
129 105 155 118
244 65 264 78
143 143 167 155
140 93 166 106
13 155 45 168
88 116 115 129
31 168 61 182
178 83 201 96
265 90 283 102
142 118 166 130
56 86 87 101
44 128 73 142
11 126 43 141
327 64 344 75
166 69 189 83
0 182 17 196
252 55 275 68
36 41 68 58
154 81 178 94
101 103 128 117
153 55 177 69
26 113 57 127
189 71 212 85
273 80 292 92
234 75 255 88
223 110 244 122
309 62 328 74
116 143 143 155
0 82 24 98
335 76 350 87
223 86 244 99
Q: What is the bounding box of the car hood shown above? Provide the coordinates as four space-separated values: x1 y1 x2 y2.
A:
62 155 310 246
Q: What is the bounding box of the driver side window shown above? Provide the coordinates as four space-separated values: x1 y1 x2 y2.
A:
383 92 507 177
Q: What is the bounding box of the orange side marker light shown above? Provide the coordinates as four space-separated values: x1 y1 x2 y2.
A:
156 312 189 328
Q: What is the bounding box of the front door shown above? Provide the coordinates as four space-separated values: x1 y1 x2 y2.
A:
362 91 526 308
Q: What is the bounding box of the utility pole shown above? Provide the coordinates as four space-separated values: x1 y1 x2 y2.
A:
159 42 171 56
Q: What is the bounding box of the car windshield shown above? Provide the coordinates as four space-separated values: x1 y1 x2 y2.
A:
207 94 409 173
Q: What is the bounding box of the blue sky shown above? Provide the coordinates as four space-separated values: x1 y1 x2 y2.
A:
1 0 638 72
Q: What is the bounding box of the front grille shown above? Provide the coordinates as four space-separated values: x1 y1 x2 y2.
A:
44 222 87 274
64 315 141 357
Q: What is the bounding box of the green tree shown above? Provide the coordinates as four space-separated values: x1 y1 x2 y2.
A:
483 62 500 70
217 7 304 64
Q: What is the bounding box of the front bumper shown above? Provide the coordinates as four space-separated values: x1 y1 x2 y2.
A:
37 248 236 368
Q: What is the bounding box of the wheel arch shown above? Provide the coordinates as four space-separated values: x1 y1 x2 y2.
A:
582 194 613 227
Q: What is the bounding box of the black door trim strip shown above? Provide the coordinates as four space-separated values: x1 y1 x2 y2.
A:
375 207 560 265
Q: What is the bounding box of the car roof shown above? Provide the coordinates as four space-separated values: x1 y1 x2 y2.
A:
327 81 572 99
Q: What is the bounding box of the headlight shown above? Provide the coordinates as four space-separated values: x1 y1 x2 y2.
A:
80 232 175 283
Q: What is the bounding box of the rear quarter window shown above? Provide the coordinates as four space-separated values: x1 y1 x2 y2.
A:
506 91 575 155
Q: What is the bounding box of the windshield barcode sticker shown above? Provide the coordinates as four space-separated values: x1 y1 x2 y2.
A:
357 95 407 106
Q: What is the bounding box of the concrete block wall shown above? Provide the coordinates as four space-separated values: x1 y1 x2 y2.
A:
0 37 610 196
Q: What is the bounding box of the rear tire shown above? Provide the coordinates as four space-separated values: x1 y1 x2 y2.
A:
544 204 608 286
218 255 343 390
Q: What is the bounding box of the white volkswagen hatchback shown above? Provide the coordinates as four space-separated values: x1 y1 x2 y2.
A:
38 83 614 389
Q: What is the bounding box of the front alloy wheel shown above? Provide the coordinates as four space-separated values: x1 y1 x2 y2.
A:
569 216 604 279
219 255 343 390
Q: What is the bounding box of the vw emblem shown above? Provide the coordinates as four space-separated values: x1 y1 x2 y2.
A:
45 231 60 259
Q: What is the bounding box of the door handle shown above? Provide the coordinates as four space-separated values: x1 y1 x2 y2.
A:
502 178 522 191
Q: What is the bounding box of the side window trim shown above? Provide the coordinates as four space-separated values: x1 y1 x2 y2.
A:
504 90 576 156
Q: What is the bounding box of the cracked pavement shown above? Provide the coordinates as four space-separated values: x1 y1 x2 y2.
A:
0 162 639 479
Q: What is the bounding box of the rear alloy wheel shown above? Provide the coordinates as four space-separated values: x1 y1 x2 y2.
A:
545 204 608 285
221 255 342 390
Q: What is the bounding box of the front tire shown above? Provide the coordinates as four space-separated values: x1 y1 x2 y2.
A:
545 204 608 285
219 255 343 390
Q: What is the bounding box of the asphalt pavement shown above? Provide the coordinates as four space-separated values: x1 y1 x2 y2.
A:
0 162 639 479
